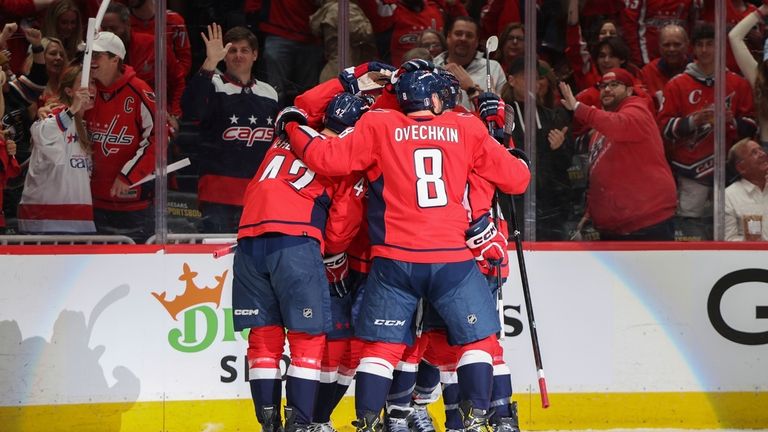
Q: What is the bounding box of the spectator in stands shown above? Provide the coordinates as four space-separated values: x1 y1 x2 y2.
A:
502 57 573 240
729 3 768 148
418 29 447 59
85 31 156 243
128 0 192 80
638 24 690 109
18 64 96 234
0 68 21 231
128 0 190 128
572 37 648 107
1 25 48 229
259 0 323 106
40 0 83 61
479 0 521 42
101 2 184 116
560 69 677 240
657 23 757 240
1 0 61 73
434 16 506 111
620 0 696 66
181 24 278 233
700 0 760 75
31 37 67 106
310 0 377 83
725 138 768 241
494 23 525 74
598 20 619 40
388 0 467 66
566 0 627 92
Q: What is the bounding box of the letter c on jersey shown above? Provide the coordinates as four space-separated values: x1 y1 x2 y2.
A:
688 89 702 105
708 268 768 345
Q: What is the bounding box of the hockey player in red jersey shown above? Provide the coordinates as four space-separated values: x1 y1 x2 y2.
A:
279 61 530 432
232 90 366 432
310 93 373 432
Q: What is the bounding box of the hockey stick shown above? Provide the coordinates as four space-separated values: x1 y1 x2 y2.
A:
507 198 549 408
483 36 506 340
213 243 237 259
80 0 112 88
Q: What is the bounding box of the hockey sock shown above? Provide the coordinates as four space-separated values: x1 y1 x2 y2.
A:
491 363 513 418
286 331 326 424
441 373 463 430
313 338 349 422
413 360 440 403
456 337 496 411
247 326 285 412
355 341 407 417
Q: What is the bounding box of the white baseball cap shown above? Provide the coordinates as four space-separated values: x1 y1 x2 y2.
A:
92 31 125 60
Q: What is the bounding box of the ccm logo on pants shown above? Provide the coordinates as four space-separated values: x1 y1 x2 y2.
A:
374 319 406 326
234 309 260 316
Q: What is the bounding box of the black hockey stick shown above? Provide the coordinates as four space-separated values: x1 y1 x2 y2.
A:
483 37 549 407
484 36 506 340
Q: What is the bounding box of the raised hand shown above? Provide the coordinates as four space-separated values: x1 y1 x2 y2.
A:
340 60 396 94
201 23 231 71
0 23 17 47
559 81 578 111
23 27 42 47
70 88 94 114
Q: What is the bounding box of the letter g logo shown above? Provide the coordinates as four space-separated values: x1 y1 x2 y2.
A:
708 269 768 345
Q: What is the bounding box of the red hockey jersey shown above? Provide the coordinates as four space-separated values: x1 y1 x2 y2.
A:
237 138 364 255
657 67 755 179
85 65 156 211
288 109 530 263
620 0 698 65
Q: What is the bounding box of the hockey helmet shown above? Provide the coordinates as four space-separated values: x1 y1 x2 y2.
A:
394 68 448 114
437 68 461 109
323 93 372 134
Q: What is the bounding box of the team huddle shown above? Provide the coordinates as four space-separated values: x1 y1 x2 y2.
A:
230 54 531 432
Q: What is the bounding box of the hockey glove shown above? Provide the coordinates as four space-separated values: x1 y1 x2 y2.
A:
477 92 505 128
465 214 508 272
340 61 396 94
324 252 350 297
508 147 530 167
391 59 436 84
275 106 308 140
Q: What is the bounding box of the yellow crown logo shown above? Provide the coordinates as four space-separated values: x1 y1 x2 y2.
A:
152 263 228 320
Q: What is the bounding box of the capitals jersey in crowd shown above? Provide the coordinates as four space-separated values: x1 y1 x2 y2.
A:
85 65 156 211
182 70 279 207
289 110 530 263
620 0 699 65
18 106 94 233
237 137 365 255
657 64 755 180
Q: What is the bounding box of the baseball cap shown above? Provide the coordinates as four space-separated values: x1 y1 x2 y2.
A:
92 31 125 60
600 68 634 88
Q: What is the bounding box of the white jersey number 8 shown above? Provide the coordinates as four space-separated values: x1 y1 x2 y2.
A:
414 148 447 208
